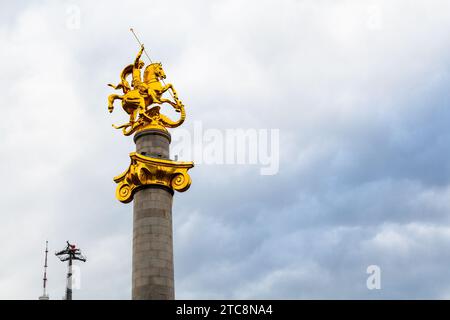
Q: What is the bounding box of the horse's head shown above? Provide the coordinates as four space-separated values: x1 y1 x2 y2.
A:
144 62 166 82
153 62 166 80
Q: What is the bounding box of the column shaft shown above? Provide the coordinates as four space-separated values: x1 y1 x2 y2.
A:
132 129 175 300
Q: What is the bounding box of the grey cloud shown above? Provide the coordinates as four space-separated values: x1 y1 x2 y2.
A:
1 0 450 299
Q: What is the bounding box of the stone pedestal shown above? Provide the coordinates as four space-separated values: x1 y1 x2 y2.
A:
132 129 174 300
113 128 193 300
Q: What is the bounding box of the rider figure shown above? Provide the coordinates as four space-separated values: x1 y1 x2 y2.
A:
132 45 148 96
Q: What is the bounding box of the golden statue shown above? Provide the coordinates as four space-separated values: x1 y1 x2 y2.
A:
108 45 185 135
109 41 193 203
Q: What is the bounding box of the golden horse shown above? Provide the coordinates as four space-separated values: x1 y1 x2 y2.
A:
108 62 182 120
108 51 186 136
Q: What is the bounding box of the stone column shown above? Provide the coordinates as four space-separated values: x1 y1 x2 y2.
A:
132 129 174 300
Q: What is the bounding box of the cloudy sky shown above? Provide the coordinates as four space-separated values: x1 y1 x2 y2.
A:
1 0 450 299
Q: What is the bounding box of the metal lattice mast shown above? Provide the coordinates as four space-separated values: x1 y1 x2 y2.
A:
55 241 86 300
38 241 50 300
